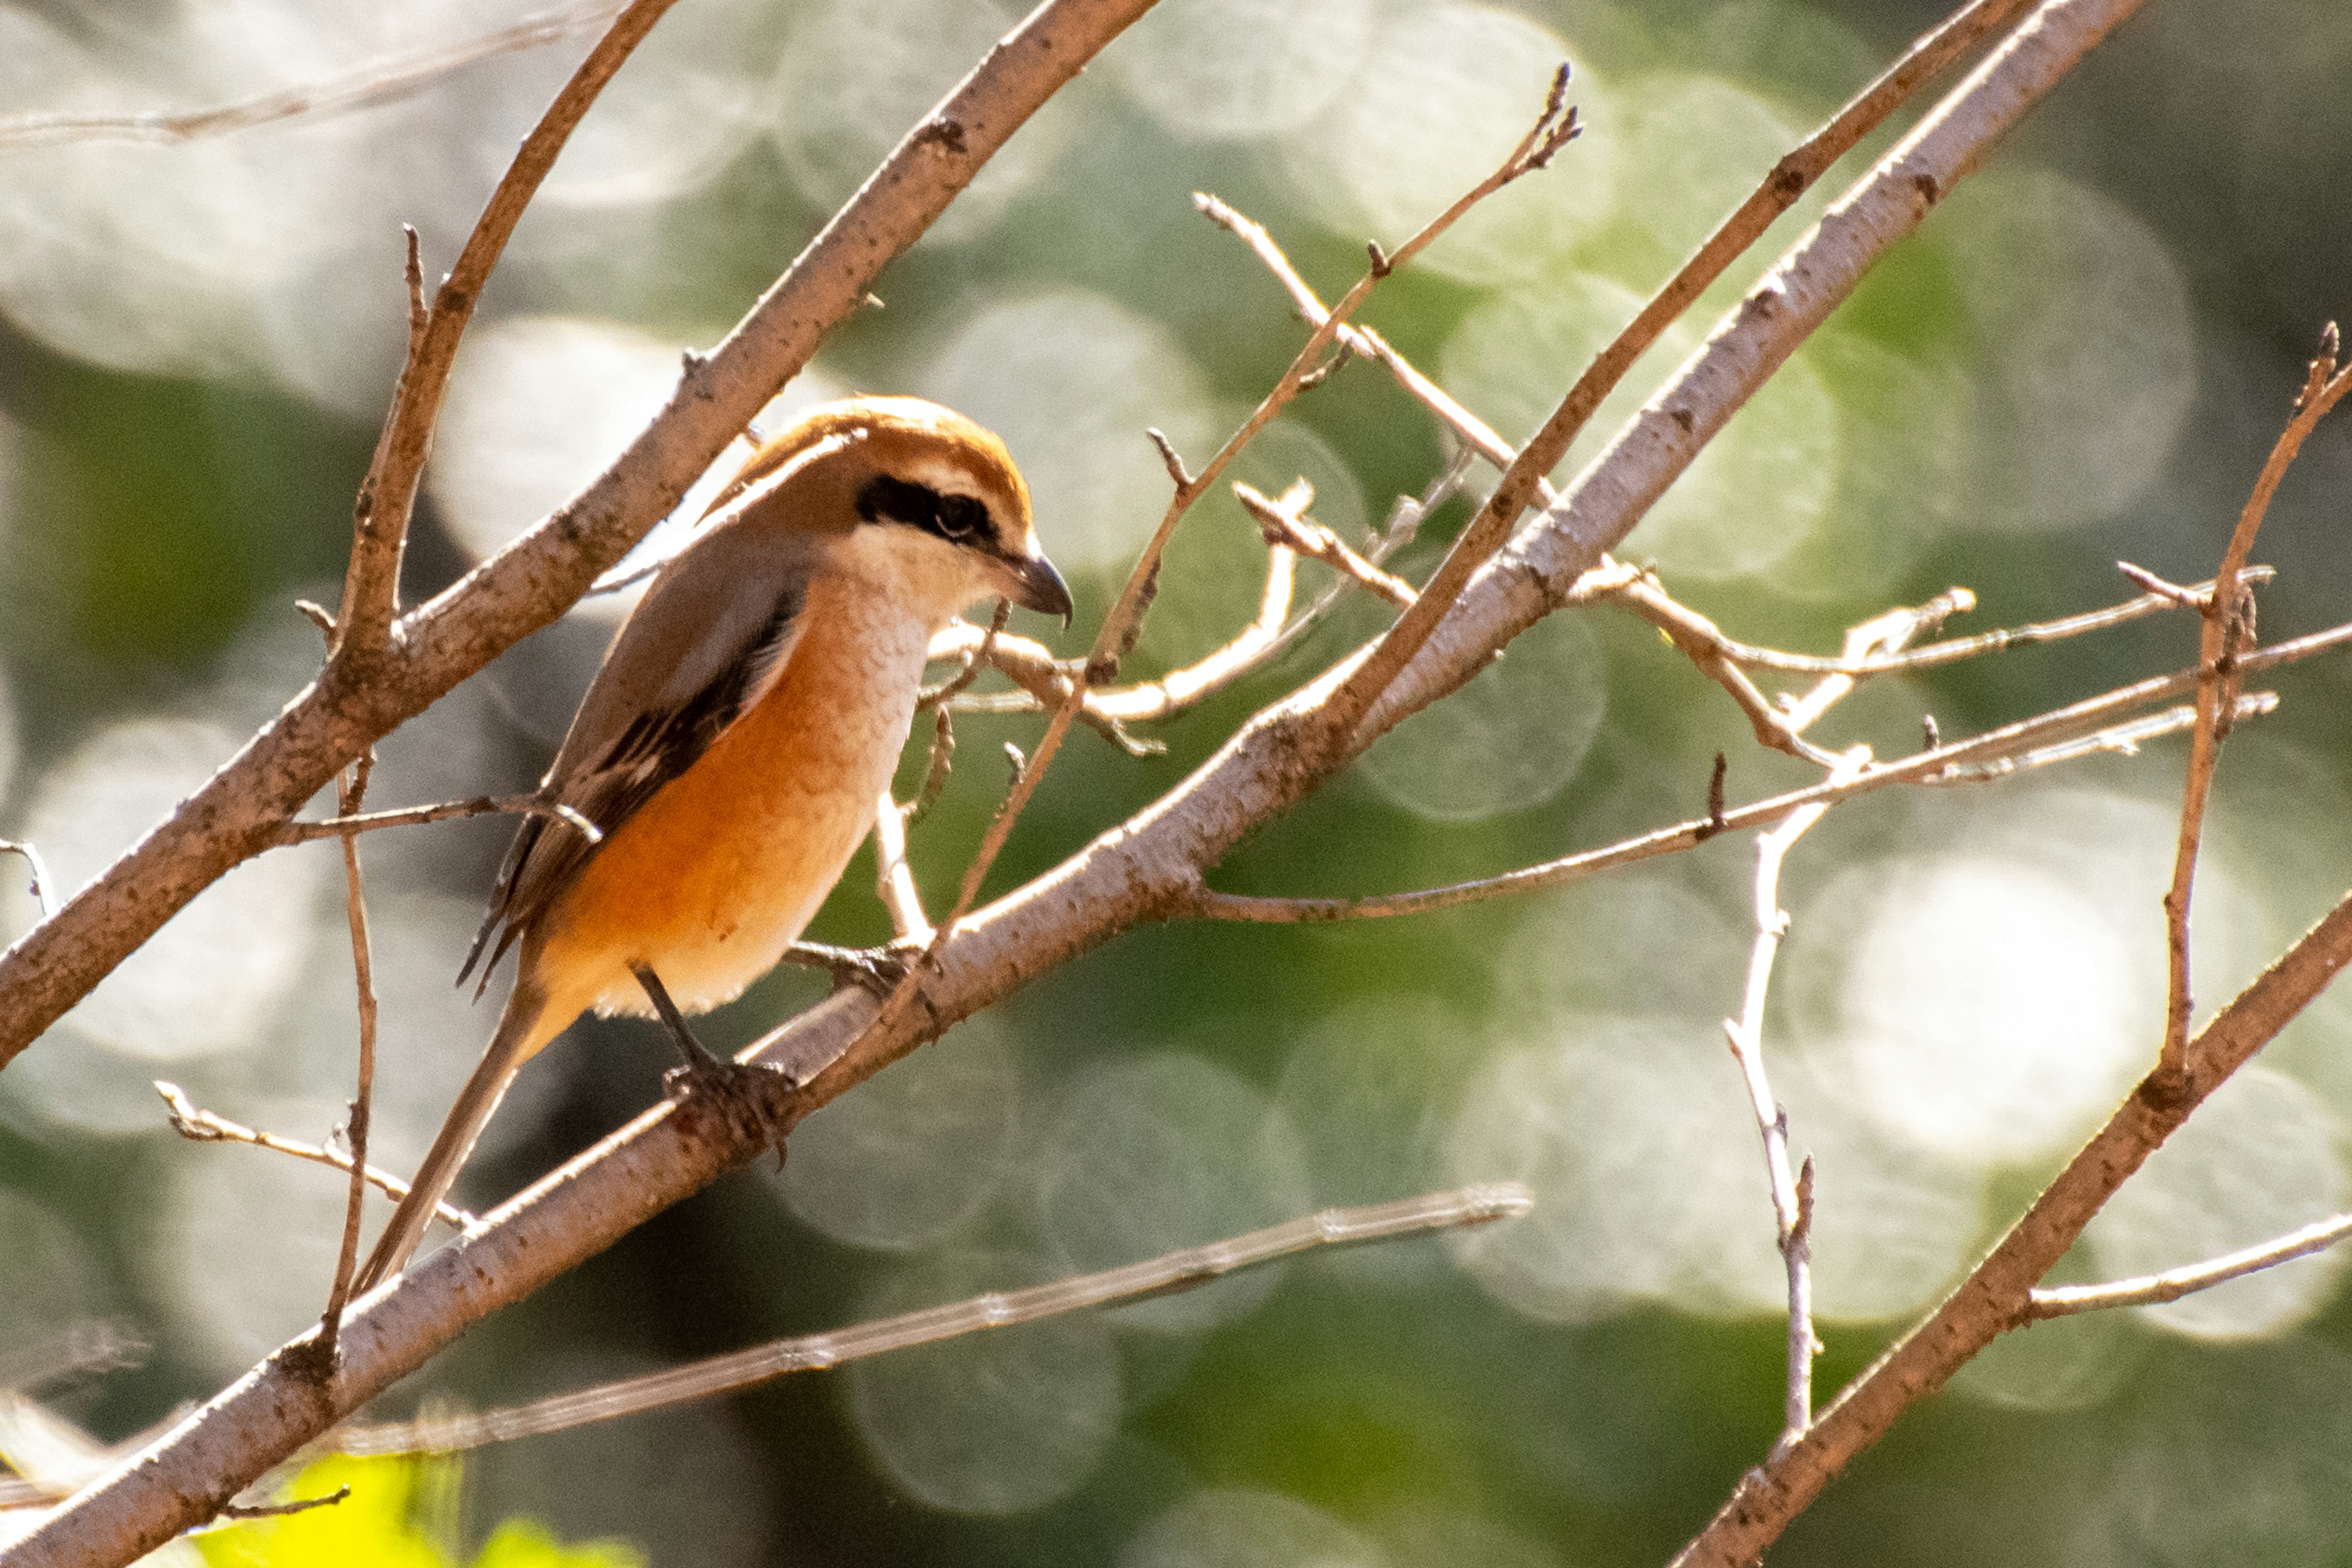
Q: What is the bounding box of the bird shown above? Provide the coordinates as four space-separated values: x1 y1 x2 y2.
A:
355 395 1071 1291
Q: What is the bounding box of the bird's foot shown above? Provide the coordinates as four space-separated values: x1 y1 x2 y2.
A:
782 940 922 998
631 961 792 1168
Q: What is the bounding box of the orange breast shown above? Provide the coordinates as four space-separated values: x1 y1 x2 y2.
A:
530 577 933 1028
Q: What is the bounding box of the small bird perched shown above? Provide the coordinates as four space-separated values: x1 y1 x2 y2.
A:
356 395 1071 1290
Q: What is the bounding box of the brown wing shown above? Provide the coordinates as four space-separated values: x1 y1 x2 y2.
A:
459 529 819 992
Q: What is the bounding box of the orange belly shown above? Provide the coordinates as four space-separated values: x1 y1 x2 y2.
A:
530 583 933 1028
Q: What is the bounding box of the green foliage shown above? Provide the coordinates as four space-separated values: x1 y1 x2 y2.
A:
195 1458 641 1568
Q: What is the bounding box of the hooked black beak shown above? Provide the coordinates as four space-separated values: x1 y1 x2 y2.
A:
1008 551 1073 626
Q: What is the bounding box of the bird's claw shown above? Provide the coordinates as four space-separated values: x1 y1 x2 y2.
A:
783 940 920 998
661 1054 794 1169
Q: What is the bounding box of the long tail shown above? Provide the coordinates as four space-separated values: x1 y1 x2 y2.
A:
354 979 562 1292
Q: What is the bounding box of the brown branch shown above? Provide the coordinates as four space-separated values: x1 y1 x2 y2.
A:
330 1185 1529 1456
332 0 681 659
274 792 604 847
1673 882 2352 1567
0 1 630 153
2027 1207 2352 1317
309 755 382 1373
1725 751 1864 1460
909 59 1585 969
0 0 1162 1072
1310 0 2038 756
2 7 2188 1556
2158 331 2352 1077
155 1083 475 1231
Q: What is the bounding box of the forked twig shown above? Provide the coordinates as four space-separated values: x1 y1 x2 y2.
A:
156 1083 476 1231
2158 328 2352 1080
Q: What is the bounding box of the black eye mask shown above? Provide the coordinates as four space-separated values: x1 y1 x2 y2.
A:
856 473 993 547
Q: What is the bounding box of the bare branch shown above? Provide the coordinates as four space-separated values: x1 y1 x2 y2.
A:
1673 881 2352 1567
1726 750 1867 1458
2029 1208 2352 1318
331 0 681 660
927 536 1300 726
154 1083 475 1232
0 1 630 153
1186 641 2331 925
331 1184 1529 1456
2 6 2207 1554
309 755 382 1371
2159 334 2352 1077
1234 480 1416 609
1311 0 2039 753
272 793 602 846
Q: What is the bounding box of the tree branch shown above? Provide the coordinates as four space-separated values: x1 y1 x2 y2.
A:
1672 881 2352 1567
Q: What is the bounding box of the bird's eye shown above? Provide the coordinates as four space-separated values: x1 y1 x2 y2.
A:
936 495 986 540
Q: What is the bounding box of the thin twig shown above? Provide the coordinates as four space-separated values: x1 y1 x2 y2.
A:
0 1 630 153
1726 749 1866 1459
313 755 380 1369
2158 330 2352 1080
1313 0 2035 756
2028 1207 2352 1317
1233 480 1416 609
928 538 1300 726
154 1083 475 1231
870 791 934 946
219 1488 349 1521
330 0 684 661
273 792 602 846
0 839 56 920
1185 631 2340 925
331 1184 1530 1455
1676 883 2352 1567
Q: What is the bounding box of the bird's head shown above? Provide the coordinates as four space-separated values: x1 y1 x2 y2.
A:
716 395 1072 628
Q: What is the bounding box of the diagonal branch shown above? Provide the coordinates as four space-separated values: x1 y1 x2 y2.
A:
2027 1207 2352 1317
1672 882 2352 1567
1310 0 2038 754
0 1 630 154
331 0 682 660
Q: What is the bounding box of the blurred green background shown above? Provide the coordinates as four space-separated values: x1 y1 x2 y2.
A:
6 0 2352 1562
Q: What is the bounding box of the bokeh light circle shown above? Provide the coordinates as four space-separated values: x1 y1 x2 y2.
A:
1112 0 1371 142
774 1022 1020 1251
921 290 1221 575
1355 609 1606 822
844 1248 1123 1515
1033 1054 1310 1334
1278 2 1619 286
